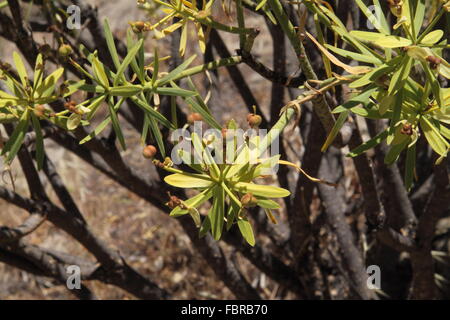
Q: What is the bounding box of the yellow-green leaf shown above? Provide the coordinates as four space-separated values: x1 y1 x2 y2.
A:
13 52 29 87
164 173 213 188
92 57 109 88
232 182 290 198
67 113 81 130
420 117 448 156
373 35 412 48
420 30 444 45
237 218 255 246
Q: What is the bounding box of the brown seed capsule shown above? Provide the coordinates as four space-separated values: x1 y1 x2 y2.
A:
166 192 182 209
143 145 157 159
130 21 148 33
400 123 413 136
241 193 258 208
34 104 46 118
187 112 203 124
64 100 77 113
426 55 441 69
248 114 262 128
58 44 72 57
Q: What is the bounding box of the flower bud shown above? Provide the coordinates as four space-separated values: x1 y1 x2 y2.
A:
167 194 182 209
400 123 413 136
130 21 150 33
143 145 157 159
58 44 72 57
241 193 257 208
34 104 46 118
64 100 78 113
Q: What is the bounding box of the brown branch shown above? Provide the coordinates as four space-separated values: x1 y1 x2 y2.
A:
410 161 450 299
0 212 46 245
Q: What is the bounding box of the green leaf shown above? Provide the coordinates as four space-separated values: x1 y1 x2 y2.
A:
35 68 64 98
114 38 144 86
154 86 197 97
232 182 290 198
421 62 444 109
387 90 404 145
86 95 107 120
103 18 121 70
413 0 426 37
126 29 144 83
347 128 389 157
170 187 215 217
420 117 448 156
237 218 255 246
63 80 86 97
108 97 126 150
333 86 378 111
130 96 174 129
185 97 221 129
256 197 281 209
384 139 408 165
67 113 82 130
349 58 401 89
321 110 349 152
199 215 211 238
164 173 213 188
226 202 240 231
179 22 188 56
33 54 44 90
388 55 413 94
92 57 110 88
30 112 44 170
420 29 443 45
349 30 385 42
109 85 142 97
13 52 29 87
151 48 159 86
157 54 197 86
209 186 225 240
375 35 412 48
2 110 29 163
148 112 166 158
80 116 111 144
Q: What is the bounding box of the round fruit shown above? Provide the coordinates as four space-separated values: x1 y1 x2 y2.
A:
58 44 72 57
248 114 262 128
187 112 203 125
143 145 157 159
241 193 257 208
